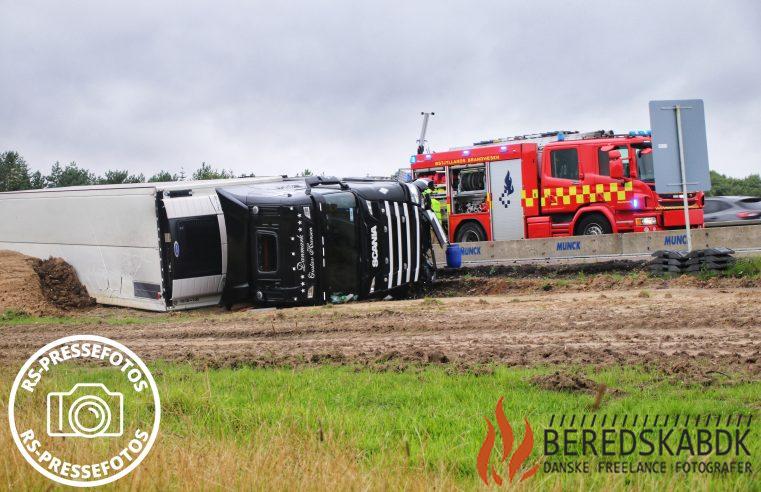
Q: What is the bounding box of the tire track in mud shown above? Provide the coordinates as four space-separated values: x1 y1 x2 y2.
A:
1 288 759 378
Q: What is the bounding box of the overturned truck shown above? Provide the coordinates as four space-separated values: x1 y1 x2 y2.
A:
0 176 445 311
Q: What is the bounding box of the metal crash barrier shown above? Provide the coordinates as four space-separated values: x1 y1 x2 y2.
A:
434 224 761 266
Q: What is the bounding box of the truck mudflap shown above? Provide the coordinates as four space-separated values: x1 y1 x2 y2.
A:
662 208 704 228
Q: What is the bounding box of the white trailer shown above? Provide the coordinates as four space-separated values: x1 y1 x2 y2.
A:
0 178 278 311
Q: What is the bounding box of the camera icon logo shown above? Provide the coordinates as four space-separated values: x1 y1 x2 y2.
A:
47 383 124 438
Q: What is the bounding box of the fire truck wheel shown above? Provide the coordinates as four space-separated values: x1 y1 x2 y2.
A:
455 222 486 242
575 213 612 236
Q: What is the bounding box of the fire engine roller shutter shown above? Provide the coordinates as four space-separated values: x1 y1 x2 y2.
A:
488 159 525 241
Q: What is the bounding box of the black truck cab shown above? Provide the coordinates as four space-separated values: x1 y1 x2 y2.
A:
217 176 439 307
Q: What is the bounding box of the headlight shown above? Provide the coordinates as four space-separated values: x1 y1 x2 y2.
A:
636 217 657 226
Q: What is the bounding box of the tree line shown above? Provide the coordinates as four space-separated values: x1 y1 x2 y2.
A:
2 149 759 196
706 170 761 197
0 150 249 191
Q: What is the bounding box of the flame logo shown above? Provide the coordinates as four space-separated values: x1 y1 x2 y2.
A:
476 397 539 485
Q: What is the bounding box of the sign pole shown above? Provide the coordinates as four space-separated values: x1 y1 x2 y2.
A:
674 105 693 252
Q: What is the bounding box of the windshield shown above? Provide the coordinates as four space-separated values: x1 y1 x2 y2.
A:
320 191 359 295
740 197 761 210
636 149 655 181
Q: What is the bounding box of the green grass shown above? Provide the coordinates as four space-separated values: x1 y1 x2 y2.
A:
3 363 758 490
725 256 761 277
0 309 190 326
693 256 761 281
421 297 443 306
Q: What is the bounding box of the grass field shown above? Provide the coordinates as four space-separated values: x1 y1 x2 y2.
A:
2 363 758 491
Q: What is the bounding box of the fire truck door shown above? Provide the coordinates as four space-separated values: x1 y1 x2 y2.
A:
488 159 525 240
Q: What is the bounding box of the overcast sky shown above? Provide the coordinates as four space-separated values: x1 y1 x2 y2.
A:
2 1 760 178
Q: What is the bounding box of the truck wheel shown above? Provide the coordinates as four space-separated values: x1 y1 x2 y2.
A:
575 213 612 235
455 222 486 242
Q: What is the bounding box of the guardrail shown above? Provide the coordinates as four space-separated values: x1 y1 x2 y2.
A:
434 224 761 266
705 219 761 228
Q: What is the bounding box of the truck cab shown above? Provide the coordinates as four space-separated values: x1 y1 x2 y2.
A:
537 132 704 236
216 176 438 307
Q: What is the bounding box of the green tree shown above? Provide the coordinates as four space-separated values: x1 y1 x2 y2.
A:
97 170 145 185
297 168 314 177
29 170 45 189
192 162 234 180
45 161 96 188
148 170 180 182
707 171 761 197
0 151 32 191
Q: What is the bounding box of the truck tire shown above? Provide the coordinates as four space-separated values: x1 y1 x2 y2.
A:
455 222 486 242
575 213 612 236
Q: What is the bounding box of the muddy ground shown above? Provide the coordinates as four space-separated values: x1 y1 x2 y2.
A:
1 284 759 383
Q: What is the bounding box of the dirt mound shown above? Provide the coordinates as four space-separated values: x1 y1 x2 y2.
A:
530 372 600 393
0 250 94 316
33 258 95 309
0 251 59 315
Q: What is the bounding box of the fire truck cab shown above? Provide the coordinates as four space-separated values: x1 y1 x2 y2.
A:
411 130 704 242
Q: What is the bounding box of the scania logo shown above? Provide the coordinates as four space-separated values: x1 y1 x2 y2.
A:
370 225 379 267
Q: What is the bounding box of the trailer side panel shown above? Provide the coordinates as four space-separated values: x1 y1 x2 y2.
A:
0 187 166 311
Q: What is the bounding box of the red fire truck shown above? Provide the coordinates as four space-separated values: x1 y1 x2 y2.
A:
411 130 704 242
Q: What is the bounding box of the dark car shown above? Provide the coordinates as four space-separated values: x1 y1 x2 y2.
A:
703 196 761 225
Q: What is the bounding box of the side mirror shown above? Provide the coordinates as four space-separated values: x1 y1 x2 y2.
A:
608 150 624 179
610 160 624 180
412 178 433 193
610 161 624 180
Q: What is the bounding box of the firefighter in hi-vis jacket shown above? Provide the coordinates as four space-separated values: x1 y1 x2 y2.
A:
423 180 447 232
